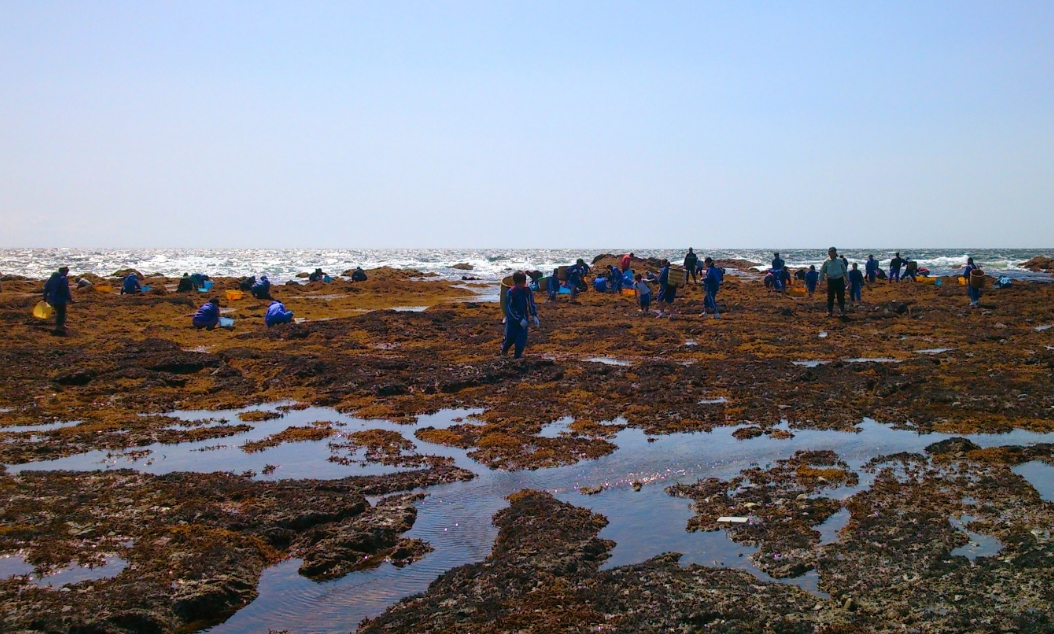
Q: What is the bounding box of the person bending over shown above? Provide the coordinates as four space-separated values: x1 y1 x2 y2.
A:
250 275 272 299
265 300 294 327
193 298 221 330
120 273 142 295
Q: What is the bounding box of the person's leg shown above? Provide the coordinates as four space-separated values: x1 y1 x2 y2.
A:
54 303 67 333
836 279 846 315
827 281 836 315
501 322 516 355
514 325 528 358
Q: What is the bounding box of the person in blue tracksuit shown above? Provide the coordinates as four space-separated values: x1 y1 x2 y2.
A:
865 255 879 284
888 252 904 283
804 265 819 298
848 263 865 304
501 271 539 358
608 266 623 293
43 266 74 335
547 268 559 303
701 257 723 318
265 300 294 327
770 252 786 294
962 257 981 307
566 259 588 301
250 275 272 299
192 298 221 330
121 273 142 295
593 275 608 293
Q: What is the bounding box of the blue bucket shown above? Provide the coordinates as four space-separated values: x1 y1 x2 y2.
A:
218 317 234 329
140 285 152 292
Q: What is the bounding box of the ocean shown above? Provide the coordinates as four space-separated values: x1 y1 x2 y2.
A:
1 248 1050 283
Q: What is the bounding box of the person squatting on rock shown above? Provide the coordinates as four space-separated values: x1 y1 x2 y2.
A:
43 266 74 336
501 271 539 359
192 298 221 330
265 300 294 327
121 273 142 295
819 247 849 318
702 257 723 318
250 275 272 299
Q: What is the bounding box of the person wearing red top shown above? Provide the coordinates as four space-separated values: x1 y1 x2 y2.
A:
619 253 633 273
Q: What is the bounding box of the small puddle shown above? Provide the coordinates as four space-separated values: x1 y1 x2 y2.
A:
0 553 128 587
390 306 429 312
915 348 954 355
792 360 830 368
949 516 1002 560
1035 325 1053 332
583 357 633 367
816 507 851 545
698 397 729 405
844 358 902 364
0 421 81 433
1013 461 1054 502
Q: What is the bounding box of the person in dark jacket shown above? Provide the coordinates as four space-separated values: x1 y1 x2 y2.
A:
176 273 194 293
350 267 368 282
239 276 256 291
888 252 904 283
701 257 723 318
547 268 559 303
962 257 981 307
865 255 879 284
43 267 74 335
657 260 677 319
250 275 272 299
804 265 819 297
192 298 221 330
566 259 588 301
683 249 699 283
265 300 294 327
501 271 539 359
771 252 786 294
121 273 142 295
308 268 325 283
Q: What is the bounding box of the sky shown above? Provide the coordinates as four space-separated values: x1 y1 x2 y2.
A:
1 1 1052 249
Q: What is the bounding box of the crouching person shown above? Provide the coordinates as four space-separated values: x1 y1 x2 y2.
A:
501 271 539 359
192 298 221 330
265 300 294 327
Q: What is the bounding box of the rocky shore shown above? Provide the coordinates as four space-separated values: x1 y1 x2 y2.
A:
1 259 1053 632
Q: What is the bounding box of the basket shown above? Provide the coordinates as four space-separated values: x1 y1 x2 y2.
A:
788 287 806 297
557 266 569 281
32 301 54 320
225 290 244 301
667 267 686 287
536 277 548 293
970 269 986 289
499 275 514 313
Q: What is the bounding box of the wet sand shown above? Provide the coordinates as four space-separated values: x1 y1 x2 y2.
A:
2 260 1054 632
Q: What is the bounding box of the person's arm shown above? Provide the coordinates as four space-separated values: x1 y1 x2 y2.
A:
818 261 829 282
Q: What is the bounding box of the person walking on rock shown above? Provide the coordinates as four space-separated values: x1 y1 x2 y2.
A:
501 271 539 359
701 257 723 318
683 248 699 284
42 267 74 336
819 247 849 318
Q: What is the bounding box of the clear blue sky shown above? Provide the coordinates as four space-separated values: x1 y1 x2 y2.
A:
2 1 1052 249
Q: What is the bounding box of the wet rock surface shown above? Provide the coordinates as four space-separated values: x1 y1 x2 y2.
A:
0 463 473 633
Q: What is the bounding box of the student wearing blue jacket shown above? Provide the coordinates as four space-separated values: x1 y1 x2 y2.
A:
501 271 539 359
120 273 142 295
43 266 74 335
546 268 559 303
250 275 272 299
848 263 865 304
865 255 879 284
192 298 220 330
265 300 294 327
962 257 981 307
701 257 723 318
804 265 819 298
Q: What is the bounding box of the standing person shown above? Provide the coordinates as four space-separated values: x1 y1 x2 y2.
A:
546 268 559 303
619 252 634 273
819 247 849 318
848 263 865 304
657 260 677 319
865 255 879 284
683 248 699 283
771 252 786 295
904 259 918 282
804 265 819 298
633 273 652 316
962 257 981 308
42 267 74 336
500 271 539 358
608 266 624 293
701 257 723 318
121 273 142 295
888 252 904 283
